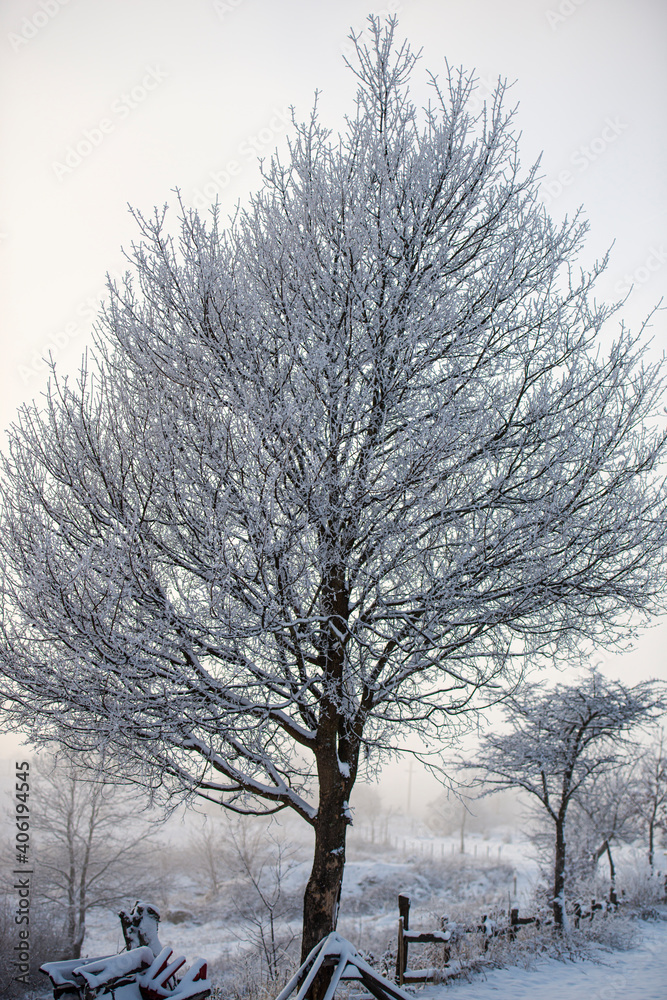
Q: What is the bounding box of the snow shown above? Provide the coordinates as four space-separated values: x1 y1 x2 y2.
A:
74 948 156 988
75 814 666 1000
67 913 667 1000
420 916 667 1000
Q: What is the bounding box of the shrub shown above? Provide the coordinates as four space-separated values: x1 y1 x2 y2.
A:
0 894 63 997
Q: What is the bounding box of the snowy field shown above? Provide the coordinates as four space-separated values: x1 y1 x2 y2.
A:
75 808 667 1000
4 770 663 1000
83 904 667 1000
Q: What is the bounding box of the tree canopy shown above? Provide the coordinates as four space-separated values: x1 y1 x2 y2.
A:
1 18 667 958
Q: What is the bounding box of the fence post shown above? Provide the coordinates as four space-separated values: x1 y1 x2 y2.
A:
396 894 410 985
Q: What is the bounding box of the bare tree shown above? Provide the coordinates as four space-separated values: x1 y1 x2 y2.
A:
348 785 384 845
222 821 299 982
571 761 639 901
470 669 663 928
427 791 470 853
29 754 158 959
1 17 667 968
192 824 226 900
631 728 667 869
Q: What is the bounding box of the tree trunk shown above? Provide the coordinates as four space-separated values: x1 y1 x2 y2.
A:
300 775 350 963
648 817 655 870
605 841 617 904
64 880 80 959
62 922 83 960
299 562 358 997
70 922 85 960
552 816 567 929
299 762 351 1000
64 894 84 959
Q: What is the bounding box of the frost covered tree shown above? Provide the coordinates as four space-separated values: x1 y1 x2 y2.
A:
631 728 667 869
471 670 664 927
1 18 667 961
29 755 158 958
571 760 639 900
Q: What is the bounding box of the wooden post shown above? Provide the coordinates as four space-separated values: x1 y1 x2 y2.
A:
396 894 410 985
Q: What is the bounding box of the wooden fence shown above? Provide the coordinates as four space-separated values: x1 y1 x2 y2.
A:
395 893 540 985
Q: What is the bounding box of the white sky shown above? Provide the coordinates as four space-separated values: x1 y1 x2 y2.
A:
1 0 666 798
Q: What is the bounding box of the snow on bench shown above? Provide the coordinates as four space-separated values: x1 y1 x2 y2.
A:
40 901 210 1000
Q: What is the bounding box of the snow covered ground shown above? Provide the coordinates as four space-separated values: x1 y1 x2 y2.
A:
422 914 667 1000
86 908 667 1000
59 812 667 1000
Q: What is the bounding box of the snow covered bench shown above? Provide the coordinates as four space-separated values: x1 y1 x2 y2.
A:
40 901 210 1000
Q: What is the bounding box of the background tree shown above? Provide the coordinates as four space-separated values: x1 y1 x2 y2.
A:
192 824 226 901
1 17 667 966
570 760 639 901
222 820 299 983
631 728 667 870
470 669 663 927
348 785 386 845
29 754 158 959
428 784 519 851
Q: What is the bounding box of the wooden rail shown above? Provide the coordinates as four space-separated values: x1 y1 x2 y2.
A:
395 895 541 984
395 894 451 985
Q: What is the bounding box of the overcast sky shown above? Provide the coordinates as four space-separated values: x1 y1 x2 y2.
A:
1 0 666 785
